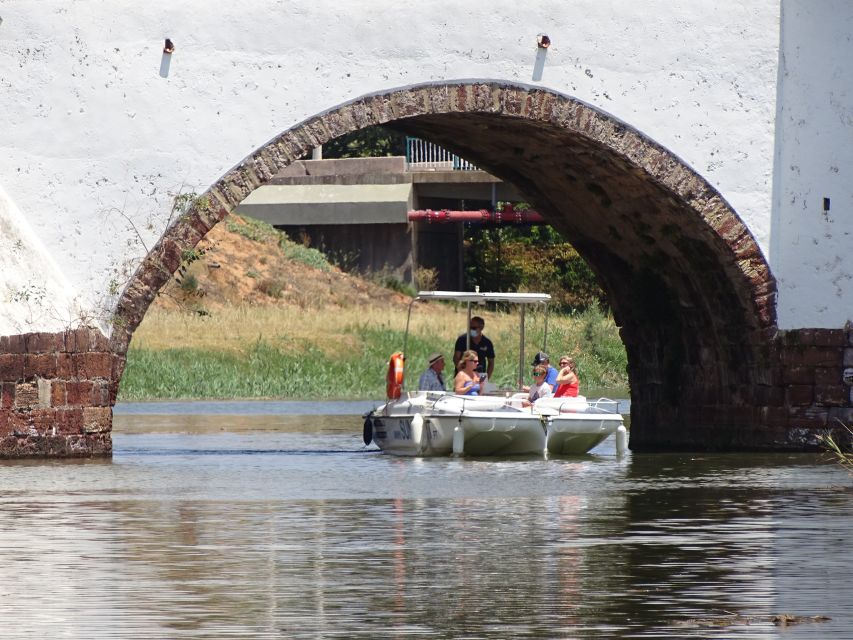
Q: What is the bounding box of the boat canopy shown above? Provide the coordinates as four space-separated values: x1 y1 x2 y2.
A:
413 291 551 304
402 290 552 392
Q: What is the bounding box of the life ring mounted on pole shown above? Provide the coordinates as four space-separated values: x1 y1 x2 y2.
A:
386 351 404 399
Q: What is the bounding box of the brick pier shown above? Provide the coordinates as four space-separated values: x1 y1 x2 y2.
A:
0 329 120 457
627 328 853 451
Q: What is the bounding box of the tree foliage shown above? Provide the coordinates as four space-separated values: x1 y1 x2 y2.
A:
464 224 606 311
322 126 407 158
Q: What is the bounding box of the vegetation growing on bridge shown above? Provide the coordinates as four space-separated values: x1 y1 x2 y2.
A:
818 425 853 473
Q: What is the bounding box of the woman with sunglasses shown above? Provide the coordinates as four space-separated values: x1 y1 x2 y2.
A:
553 355 580 397
454 350 483 396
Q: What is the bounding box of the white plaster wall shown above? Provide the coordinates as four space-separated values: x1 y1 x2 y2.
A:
771 0 853 329
0 185 80 332
0 0 782 335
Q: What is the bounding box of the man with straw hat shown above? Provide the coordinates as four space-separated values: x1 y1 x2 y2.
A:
418 353 447 391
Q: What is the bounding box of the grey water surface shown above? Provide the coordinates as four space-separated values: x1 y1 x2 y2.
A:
0 400 851 639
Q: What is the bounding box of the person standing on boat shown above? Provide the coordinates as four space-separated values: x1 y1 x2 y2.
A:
454 350 483 395
522 365 553 407
418 352 447 391
553 355 580 397
532 352 558 389
453 316 495 380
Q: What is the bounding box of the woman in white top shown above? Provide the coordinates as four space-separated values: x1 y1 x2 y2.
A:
522 365 553 407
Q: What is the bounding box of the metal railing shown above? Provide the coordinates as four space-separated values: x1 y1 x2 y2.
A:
405 137 478 171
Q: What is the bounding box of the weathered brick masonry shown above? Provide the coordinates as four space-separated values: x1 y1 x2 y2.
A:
626 328 853 451
773 328 853 445
0 329 119 457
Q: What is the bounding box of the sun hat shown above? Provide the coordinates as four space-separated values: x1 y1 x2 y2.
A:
428 353 444 365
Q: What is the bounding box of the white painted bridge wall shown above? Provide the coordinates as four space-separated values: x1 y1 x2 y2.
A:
0 0 849 335
771 1 853 329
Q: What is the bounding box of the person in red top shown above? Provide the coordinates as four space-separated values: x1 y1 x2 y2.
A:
553 355 580 397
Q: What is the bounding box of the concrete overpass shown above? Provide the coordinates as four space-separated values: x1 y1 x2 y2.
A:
236 154 527 288
1 1 852 456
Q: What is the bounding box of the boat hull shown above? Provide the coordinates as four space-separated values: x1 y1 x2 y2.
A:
367 392 624 457
369 414 454 456
368 393 546 457
532 396 625 455
433 411 546 456
545 413 623 455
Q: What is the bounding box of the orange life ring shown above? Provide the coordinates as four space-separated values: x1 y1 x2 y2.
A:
386 352 404 399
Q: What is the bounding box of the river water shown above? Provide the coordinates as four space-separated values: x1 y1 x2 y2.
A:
1 400 851 639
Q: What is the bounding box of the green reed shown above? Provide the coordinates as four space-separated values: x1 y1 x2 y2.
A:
120 306 628 401
817 424 853 475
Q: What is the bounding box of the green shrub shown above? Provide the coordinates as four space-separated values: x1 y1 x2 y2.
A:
368 267 416 297
226 217 279 243
179 273 199 294
278 236 332 272
464 224 606 311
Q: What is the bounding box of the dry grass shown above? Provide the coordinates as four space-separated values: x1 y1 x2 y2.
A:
132 302 525 356
129 301 626 388
818 423 853 474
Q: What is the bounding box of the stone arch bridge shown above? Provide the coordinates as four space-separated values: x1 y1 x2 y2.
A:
1 3 852 456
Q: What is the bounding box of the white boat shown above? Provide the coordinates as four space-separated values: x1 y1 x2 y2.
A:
363 290 627 457
366 391 549 456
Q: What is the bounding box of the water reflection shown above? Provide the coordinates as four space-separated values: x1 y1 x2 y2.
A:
0 408 849 638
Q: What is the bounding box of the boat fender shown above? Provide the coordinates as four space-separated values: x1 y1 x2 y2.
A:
615 425 628 457
411 413 423 451
452 425 465 456
363 415 374 446
386 352 404 400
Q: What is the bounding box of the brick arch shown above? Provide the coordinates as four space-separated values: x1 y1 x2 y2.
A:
112 81 778 450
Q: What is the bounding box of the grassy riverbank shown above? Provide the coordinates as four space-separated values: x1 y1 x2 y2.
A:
120 304 628 401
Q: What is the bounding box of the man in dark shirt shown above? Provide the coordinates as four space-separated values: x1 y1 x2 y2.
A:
453 316 495 379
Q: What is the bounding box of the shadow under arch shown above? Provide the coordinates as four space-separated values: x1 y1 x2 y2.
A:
111 81 777 451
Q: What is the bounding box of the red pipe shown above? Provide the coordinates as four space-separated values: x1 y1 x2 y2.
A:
408 207 545 224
